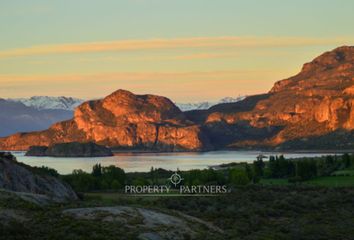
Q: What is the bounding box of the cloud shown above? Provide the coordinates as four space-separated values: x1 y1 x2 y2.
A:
0 70 270 83
0 36 350 59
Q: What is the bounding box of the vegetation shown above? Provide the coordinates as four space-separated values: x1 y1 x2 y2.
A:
2 153 354 239
62 153 354 193
1 186 354 240
63 164 126 192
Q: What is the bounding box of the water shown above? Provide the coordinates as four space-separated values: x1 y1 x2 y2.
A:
11 151 339 174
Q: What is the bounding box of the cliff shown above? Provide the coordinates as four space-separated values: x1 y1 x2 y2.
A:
186 46 354 149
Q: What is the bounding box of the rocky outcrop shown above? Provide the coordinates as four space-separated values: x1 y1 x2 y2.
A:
0 90 211 151
63 206 223 240
25 142 113 157
0 152 77 202
186 46 354 149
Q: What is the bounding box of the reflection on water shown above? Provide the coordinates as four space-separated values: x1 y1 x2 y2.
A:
12 151 337 174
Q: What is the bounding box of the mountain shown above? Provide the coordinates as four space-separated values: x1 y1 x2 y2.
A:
10 95 244 112
1 46 353 151
9 96 84 111
185 46 354 150
176 96 245 111
0 99 74 137
0 90 211 151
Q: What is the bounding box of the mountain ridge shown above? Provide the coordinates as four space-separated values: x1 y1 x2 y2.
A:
9 96 84 111
1 46 353 151
0 99 73 137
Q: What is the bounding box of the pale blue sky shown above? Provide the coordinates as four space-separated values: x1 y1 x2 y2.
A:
0 0 353 100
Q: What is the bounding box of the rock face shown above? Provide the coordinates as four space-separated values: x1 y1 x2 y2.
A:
0 152 77 202
186 46 354 149
25 142 113 157
0 90 210 151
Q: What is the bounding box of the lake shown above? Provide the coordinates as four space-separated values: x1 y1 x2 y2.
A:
11 151 339 174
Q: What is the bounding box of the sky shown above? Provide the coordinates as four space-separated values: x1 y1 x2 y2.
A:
1 0 354 102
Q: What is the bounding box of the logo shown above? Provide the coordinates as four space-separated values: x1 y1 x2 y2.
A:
124 169 229 196
168 172 184 187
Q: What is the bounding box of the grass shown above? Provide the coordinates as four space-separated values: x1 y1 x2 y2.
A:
259 173 354 187
305 176 354 187
259 178 290 186
2 186 354 239
331 169 354 176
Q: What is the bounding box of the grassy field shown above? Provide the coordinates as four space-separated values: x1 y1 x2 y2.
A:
306 176 354 187
259 178 290 186
331 169 354 176
260 175 354 187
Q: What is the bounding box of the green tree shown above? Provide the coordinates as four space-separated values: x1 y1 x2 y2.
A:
102 165 125 185
229 168 250 185
92 163 102 177
111 180 122 190
342 153 351 168
253 158 265 178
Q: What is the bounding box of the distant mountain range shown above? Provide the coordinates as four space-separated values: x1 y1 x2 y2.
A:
1 96 242 138
176 96 245 111
0 99 73 137
8 96 244 112
9 96 84 111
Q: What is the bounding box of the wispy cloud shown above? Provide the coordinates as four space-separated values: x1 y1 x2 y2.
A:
0 36 350 59
0 70 270 82
0 70 282 100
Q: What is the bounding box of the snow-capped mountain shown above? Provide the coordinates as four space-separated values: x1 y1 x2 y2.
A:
9 96 84 111
176 96 245 111
0 98 74 137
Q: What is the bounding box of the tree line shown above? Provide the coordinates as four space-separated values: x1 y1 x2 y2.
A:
61 153 354 191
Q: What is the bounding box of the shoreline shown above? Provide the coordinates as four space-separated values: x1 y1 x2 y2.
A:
3 149 354 156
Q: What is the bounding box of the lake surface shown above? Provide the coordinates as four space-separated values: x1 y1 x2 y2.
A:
11 151 339 174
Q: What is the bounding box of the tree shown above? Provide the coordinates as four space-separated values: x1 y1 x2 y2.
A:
65 169 96 192
245 164 253 182
342 153 351 168
102 165 125 184
253 158 265 178
92 163 102 177
295 159 317 181
111 180 122 190
150 166 157 184
229 168 250 185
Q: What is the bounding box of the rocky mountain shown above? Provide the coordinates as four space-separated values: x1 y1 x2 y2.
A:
0 152 77 202
9 96 84 111
0 99 74 137
1 46 353 151
0 90 210 151
176 96 245 111
186 46 354 149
